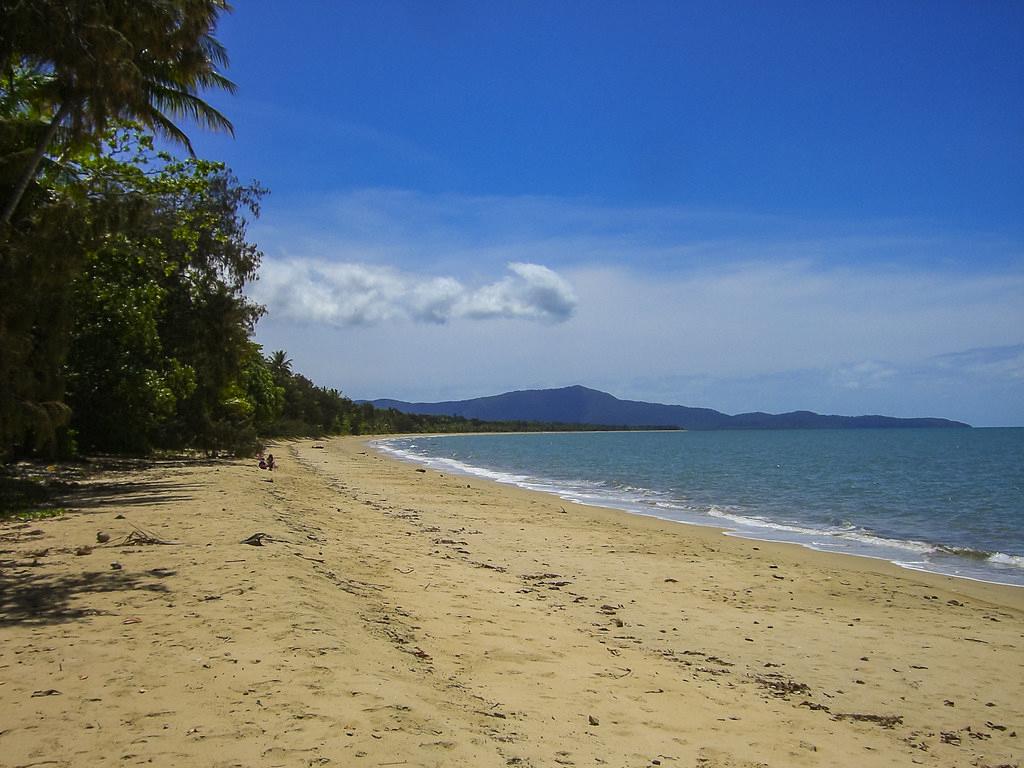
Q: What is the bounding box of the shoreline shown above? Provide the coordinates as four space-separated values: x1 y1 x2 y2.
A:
375 433 1024 591
1 436 1021 767
372 435 1024 609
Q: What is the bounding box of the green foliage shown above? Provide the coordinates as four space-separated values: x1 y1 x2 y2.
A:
0 0 236 225
264 372 355 438
66 228 178 452
0 87 84 456
1 110 269 457
1 0 244 457
4 507 67 523
241 348 285 432
61 126 268 455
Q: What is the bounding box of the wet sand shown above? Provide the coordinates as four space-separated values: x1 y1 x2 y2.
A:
1 436 1021 767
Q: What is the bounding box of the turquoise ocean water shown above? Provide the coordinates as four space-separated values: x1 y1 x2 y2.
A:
377 429 1024 587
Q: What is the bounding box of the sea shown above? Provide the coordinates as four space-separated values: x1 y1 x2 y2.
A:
376 428 1024 588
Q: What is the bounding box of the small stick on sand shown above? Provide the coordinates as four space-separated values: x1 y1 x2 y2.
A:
121 526 180 546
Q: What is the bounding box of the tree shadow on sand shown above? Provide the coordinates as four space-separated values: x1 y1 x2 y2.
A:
62 479 201 510
1 456 231 519
61 457 235 512
0 457 226 626
0 564 174 627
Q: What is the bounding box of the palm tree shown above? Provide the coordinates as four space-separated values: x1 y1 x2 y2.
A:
269 350 293 380
1 0 237 226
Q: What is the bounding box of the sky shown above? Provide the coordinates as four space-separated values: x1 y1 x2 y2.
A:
185 0 1023 426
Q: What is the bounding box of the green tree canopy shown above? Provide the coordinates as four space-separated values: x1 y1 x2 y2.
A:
0 0 236 226
63 127 271 454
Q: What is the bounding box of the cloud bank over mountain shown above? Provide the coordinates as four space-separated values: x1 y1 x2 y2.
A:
247 190 1024 426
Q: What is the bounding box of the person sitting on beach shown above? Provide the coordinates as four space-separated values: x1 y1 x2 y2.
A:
266 454 276 471
258 457 267 470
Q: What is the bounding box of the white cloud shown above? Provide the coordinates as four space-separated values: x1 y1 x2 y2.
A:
458 262 578 322
407 276 464 324
830 360 899 390
252 260 576 326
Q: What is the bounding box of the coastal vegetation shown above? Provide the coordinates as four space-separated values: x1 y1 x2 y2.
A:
0 1 612 464
0 116 593 460
0 0 260 460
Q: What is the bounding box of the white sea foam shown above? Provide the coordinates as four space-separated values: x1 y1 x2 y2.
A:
381 444 532 485
988 552 1024 569
707 505 820 535
705 506 940 554
836 531 937 555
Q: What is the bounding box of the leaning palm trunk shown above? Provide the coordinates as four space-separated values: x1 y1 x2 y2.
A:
1 102 71 227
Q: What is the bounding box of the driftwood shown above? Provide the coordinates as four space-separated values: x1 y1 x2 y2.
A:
120 526 179 546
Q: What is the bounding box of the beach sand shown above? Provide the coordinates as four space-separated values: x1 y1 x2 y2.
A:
1 436 1021 767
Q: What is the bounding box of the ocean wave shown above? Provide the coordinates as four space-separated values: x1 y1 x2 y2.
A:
706 505 821 534
837 530 937 555
987 552 1024 569
705 506 941 555
404 453 531 485
922 546 1024 569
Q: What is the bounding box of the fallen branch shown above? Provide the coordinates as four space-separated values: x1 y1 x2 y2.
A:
120 527 180 546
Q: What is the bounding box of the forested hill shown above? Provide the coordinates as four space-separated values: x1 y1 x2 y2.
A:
371 385 971 430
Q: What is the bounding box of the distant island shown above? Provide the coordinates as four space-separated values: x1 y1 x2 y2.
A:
371 385 970 430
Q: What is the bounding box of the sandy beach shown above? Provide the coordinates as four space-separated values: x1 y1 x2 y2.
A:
1 436 1021 768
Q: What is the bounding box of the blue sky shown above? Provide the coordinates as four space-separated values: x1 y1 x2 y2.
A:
187 1 1023 426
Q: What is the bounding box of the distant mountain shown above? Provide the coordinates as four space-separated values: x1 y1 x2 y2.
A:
370 385 970 430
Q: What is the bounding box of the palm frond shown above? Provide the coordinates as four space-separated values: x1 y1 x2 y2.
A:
138 103 197 156
145 82 234 136
184 68 237 95
199 34 230 69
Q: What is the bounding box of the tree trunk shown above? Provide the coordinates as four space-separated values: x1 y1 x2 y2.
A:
0 102 71 227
